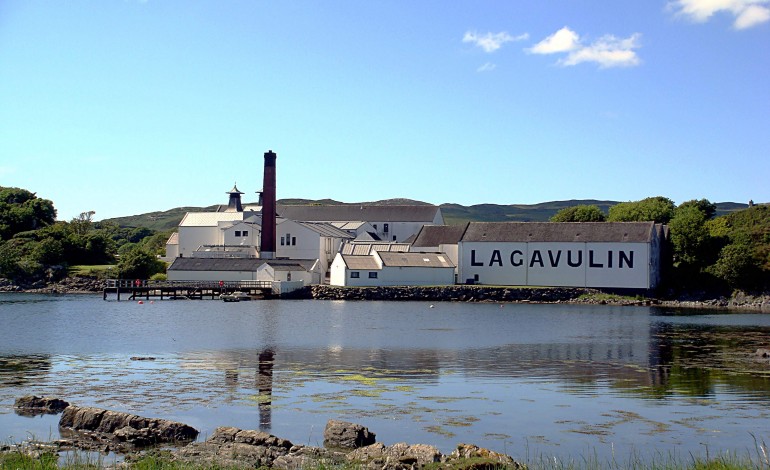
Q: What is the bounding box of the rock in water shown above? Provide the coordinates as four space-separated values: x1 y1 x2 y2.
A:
323 419 377 449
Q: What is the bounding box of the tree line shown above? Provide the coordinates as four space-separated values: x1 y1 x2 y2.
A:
2 187 768 294
551 196 769 293
0 187 167 282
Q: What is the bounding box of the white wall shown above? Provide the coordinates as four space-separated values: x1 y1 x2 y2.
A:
377 266 455 286
276 220 320 261
178 226 219 257
167 270 256 282
330 254 348 286
222 222 259 248
459 241 652 289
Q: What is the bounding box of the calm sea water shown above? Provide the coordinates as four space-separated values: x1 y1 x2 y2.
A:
1 293 769 463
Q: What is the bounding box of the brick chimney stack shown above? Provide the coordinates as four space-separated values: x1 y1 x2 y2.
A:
259 150 277 259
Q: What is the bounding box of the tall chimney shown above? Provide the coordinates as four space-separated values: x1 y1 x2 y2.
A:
260 150 277 259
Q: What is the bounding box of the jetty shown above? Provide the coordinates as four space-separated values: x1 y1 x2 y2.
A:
103 279 275 301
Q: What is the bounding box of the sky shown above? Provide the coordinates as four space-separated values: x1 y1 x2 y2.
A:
1 1 768 221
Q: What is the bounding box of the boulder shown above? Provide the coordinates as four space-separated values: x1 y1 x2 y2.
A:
323 419 376 449
347 442 442 469
13 395 69 416
448 443 525 469
59 405 198 448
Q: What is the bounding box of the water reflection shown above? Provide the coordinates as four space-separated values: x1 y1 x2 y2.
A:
1 295 769 460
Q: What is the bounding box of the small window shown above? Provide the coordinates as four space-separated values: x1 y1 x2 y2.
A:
242 230 248 237
384 223 389 232
372 224 377 230
234 231 241 237
350 272 360 278
368 272 378 279
280 237 285 246
392 235 397 241
292 236 297 245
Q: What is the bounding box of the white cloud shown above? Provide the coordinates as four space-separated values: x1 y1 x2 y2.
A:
528 28 641 68
463 31 529 53
668 0 770 29
561 33 642 68
528 27 580 54
476 62 497 72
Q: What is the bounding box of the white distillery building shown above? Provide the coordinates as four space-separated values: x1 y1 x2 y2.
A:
167 258 321 284
276 205 443 242
458 222 666 290
330 251 456 287
409 224 467 274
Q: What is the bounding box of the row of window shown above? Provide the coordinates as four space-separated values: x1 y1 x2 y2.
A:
281 233 297 246
350 271 378 279
233 230 249 237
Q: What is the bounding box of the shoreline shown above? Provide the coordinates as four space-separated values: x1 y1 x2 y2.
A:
2 276 769 312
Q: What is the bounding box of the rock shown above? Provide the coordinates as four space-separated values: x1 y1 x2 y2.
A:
13 395 69 416
448 443 525 469
347 442 442 469
59 405 198 449
323 419 377 449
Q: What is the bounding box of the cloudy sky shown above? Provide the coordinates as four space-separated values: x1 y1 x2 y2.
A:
1 1 768 220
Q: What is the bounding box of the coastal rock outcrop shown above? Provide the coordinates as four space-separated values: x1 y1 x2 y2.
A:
323 419 377 449
58 405 198 451
13 395 70 416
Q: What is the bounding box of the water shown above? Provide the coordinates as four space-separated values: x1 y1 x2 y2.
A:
1 293 769 463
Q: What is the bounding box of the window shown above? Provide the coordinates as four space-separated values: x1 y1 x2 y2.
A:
368 272 378 279
383 223 389 232
234 231 241 237
350 272 360 278
372 224 377 230
242 230 248 237
280 237 285 246
392 236 397 241
292 236 297 246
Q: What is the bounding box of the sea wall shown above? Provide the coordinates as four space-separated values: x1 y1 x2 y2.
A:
308 285 607 303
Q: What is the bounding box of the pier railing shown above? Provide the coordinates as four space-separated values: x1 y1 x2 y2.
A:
105 279 273 289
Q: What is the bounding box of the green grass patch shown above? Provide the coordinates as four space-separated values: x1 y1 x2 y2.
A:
68 265 114 277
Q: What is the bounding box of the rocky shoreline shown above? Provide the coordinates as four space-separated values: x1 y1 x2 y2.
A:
5 397 524 469
2 276 769 311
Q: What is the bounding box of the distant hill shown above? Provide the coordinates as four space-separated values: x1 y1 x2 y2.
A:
103 199 749 230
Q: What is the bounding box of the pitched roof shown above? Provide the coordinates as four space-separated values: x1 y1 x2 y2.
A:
166 232 179 246
179 212 246 227
297 221 355 239
411 224 468 247
341 255 381 270
261 259 318 272
277 205 440 222
378 252 455 268
340 242 411 255
460 222 656 243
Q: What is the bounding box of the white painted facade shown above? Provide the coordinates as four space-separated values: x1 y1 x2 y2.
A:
458 241 652 288
330 252 455 287
256 262 321 285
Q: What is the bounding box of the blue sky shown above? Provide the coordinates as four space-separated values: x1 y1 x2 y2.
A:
1 1 768 221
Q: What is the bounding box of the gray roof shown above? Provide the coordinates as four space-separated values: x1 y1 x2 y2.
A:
461 222 657 243
411 224 468 247
277 205 440 222
341 255 381 270
378 252 455 268
341 242 411 255
297 221 354 239
261 259 317 271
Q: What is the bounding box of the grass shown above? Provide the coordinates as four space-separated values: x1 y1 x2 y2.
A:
68 265 114 278
2 439 768 470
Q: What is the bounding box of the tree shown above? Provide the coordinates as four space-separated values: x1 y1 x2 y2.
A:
550 205 606 222
117 247 166 280
0 187 56 240
669 199 717 268
607 196 675 224
708 243 756 288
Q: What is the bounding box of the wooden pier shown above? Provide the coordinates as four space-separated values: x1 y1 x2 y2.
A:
103 279 275 301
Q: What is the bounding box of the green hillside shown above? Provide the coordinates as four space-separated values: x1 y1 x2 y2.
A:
103 199 749 229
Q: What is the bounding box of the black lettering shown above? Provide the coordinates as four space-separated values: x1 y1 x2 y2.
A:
548 250 562 267
608 250 613 268
489 250 503 266
510 250 523 267
619 250 634 268
471 250 483 267
567 250 582 267
589 250 603 268
530 250 544 268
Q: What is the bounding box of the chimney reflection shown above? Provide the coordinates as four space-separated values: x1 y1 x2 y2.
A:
257 349 274 430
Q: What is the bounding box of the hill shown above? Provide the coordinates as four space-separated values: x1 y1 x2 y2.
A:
103 199 749 230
